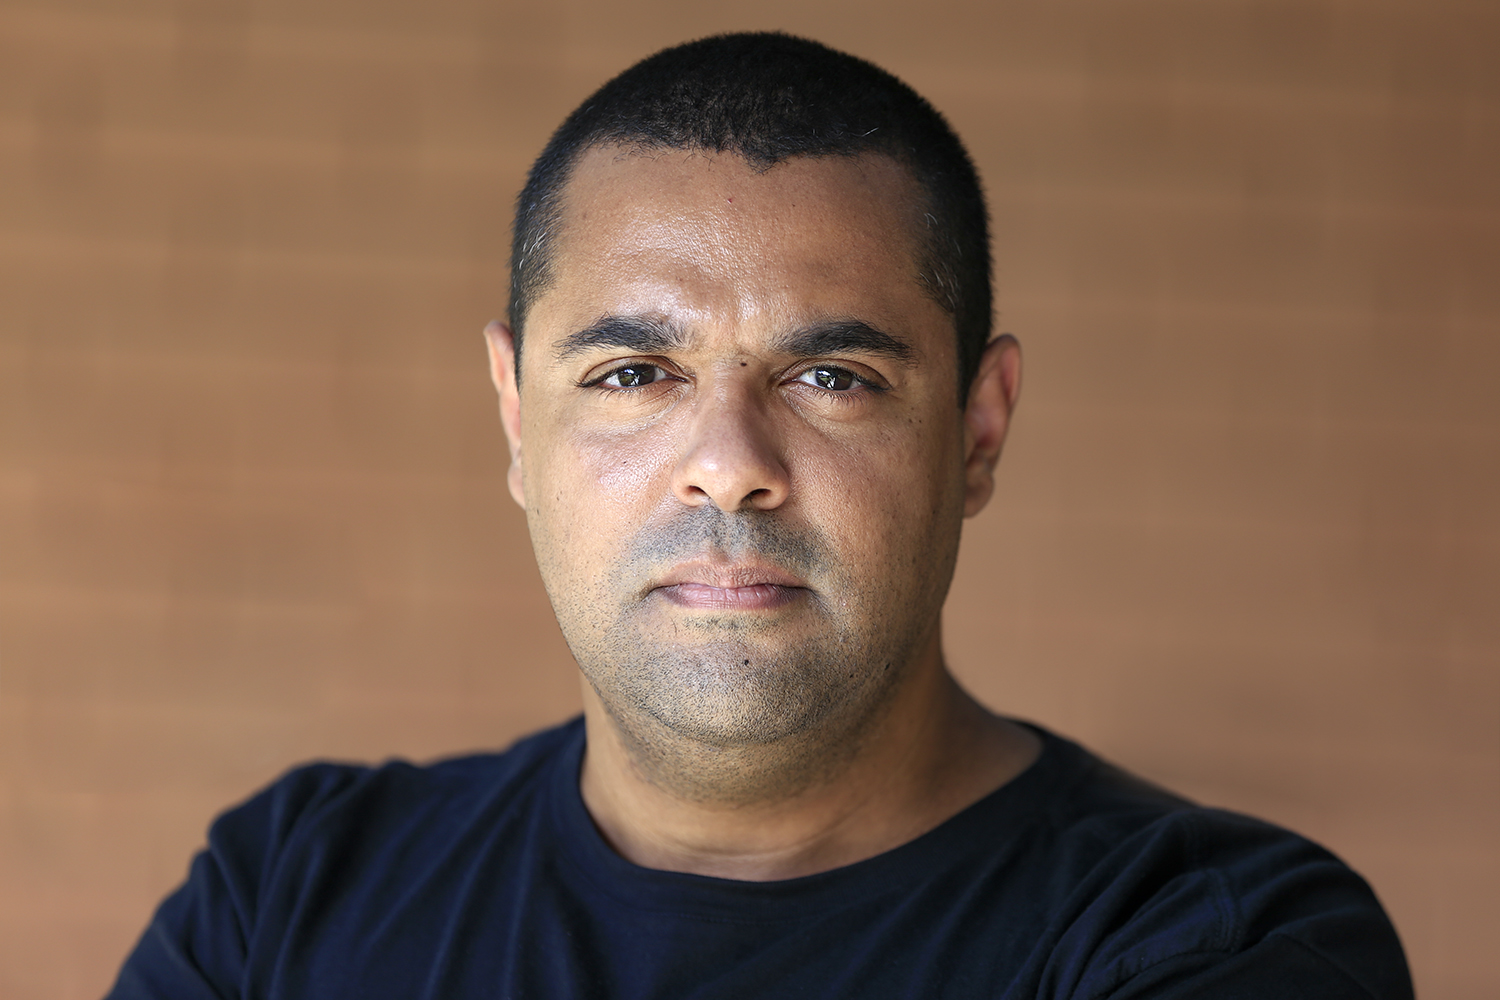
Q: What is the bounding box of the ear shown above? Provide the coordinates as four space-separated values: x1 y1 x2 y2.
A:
484 321 526 508
961 334 1021 517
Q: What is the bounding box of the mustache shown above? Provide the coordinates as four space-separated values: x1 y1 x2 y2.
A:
619 505 833 593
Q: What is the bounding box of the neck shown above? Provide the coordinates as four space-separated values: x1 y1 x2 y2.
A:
577 638 1040 881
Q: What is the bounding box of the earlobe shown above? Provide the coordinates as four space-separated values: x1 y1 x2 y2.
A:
484 321 527 509
961 335 1021 518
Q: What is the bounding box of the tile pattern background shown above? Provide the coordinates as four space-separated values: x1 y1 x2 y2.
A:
1 1 1495 997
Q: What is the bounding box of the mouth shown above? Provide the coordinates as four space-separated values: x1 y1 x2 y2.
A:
650 561 808 611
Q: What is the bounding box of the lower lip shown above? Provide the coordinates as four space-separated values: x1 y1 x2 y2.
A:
655 583 803 611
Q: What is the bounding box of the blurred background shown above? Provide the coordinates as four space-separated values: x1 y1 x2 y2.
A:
1 0 1495 996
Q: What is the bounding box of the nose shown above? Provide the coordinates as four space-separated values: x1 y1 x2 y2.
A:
671 378 790 512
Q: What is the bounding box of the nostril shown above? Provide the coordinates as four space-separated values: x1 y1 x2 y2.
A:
743 485 786 509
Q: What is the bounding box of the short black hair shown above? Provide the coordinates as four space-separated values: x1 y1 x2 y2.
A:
508 32 991 403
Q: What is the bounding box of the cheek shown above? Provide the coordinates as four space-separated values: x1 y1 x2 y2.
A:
580 428 672 496
794 416 962 552
529 419 680 570
528 400 677 502
839 403 959 489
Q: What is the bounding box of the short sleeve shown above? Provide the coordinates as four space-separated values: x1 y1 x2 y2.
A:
104 763 367 1000
1086 810 1413 1000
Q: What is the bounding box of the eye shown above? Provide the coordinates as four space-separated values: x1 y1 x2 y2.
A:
794 366 863 392
598 364 665 389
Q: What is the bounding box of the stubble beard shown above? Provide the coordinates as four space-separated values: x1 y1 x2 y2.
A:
544 505 938 805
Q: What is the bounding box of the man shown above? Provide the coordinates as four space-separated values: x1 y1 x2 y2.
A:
109 33 1412 999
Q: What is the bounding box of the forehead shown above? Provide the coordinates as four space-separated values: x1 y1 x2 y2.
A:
527 147 944 346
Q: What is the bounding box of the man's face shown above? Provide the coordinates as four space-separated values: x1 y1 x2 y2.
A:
500 148 988 765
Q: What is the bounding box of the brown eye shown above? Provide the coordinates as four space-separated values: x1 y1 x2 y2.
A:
797 366 859 391
603 365 663 388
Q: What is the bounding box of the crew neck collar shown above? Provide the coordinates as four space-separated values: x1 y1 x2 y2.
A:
545 718 1087 920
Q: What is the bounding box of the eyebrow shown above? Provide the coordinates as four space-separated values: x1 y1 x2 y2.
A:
551 315 916 365
772 321 916 364
553 315 688 362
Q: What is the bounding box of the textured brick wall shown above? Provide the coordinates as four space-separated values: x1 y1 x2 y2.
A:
1 2 1495 997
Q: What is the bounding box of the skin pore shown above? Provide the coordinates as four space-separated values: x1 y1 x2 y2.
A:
487 146 1038 881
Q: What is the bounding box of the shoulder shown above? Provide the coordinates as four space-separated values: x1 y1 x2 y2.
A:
107 718 585 998
200 717 585 940
241 716 578 818
213 716 579 851
1015 730 1412 999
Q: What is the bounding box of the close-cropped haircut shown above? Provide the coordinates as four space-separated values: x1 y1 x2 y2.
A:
508 32 992 403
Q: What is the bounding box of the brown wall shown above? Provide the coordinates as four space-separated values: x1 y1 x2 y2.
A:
2 1 1495 997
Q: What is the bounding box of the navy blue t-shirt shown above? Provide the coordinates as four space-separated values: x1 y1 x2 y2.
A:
108 718 1411 999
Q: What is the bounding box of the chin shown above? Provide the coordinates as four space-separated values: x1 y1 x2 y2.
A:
594 640 875 748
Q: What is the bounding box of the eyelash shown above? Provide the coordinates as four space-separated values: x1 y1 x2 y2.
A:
796 366 885 392
576 362 678 390
578 362 886 396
